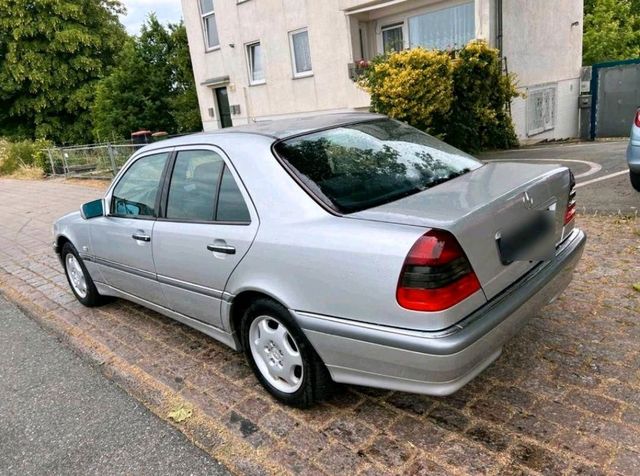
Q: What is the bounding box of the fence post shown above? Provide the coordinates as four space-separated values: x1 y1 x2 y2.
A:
107 143 117 176
62 149 69 177
46 149 56 176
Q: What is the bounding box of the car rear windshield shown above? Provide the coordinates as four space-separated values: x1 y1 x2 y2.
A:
274 119 482 213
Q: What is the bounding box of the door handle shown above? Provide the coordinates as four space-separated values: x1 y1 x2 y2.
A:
132 233 151 242
207 244 236 255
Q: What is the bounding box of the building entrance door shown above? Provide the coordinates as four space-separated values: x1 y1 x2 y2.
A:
215 87 233 128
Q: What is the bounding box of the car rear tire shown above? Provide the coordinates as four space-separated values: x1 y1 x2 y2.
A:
631 171 640 192
240 298 333 407
62 242 104 307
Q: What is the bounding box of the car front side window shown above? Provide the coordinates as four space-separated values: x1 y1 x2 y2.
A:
111 152 169 218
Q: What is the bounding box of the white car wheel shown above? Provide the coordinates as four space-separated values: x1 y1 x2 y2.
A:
65 253 88 299
248 315 304 393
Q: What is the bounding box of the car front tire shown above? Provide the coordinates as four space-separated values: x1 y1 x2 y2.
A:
240 298 333 407
62 242 103 307
631 171 640 192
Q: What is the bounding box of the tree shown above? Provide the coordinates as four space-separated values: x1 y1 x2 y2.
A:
0 0 126 144
583 0 640 65
92 16 201 141
168 24 202 133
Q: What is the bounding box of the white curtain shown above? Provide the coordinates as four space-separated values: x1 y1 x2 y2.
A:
251 44 264 81
292 31 312 73
409 2 474 50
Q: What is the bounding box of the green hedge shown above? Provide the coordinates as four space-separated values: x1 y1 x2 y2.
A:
359 40 519 152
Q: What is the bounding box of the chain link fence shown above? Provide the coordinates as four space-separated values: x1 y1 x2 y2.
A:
45 143 145 179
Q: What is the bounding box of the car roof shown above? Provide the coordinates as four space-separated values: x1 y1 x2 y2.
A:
137 112 386 153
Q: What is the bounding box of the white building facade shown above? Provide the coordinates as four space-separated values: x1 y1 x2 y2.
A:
182 0 583 143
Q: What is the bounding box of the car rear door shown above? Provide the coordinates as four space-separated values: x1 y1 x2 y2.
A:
89 151 172 305
152 146 259 329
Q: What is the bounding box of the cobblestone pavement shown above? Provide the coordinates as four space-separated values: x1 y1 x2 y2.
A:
0 178 639 475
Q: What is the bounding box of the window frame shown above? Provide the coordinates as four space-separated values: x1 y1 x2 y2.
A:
375 1 475 54
157 146 254 226
381 23 405 53
288 28 313 79
245 41 266 86
199 0 220 52
107 150 174 221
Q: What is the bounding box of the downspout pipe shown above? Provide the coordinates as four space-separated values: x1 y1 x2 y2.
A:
495 0 503 57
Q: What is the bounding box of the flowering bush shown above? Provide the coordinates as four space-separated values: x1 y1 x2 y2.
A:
358 40 519 152
358 48 454 137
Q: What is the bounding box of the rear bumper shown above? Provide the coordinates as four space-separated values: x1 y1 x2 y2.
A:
295 227 586 396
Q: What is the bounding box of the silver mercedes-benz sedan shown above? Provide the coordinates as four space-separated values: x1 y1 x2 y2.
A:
54 113 586 407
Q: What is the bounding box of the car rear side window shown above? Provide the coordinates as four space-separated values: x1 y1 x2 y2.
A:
274 119 481 213
216 167 251 222
166 150 224 221
111 152 169 217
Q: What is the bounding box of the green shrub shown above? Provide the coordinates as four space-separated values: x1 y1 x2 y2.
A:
359 40 520 152
0 138 54 175
446 41 519 152
359 48 453 138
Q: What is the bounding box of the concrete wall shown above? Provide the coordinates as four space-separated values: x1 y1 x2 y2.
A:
183 0 583 141
502 0 583 142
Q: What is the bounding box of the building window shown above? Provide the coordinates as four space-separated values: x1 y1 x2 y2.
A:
246 42 265 84
408 2 474 50
381 23 404 53
527 84 557 136
199 0 219 50
289 28 313 78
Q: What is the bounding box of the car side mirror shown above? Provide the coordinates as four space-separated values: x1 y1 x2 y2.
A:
80 199 106 220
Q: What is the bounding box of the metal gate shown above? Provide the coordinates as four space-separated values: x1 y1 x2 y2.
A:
591 58 640 139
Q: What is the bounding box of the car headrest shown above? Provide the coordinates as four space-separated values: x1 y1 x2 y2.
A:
193 161 220 183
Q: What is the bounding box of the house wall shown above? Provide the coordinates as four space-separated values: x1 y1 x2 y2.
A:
183 0 583 142
502 0 583 142
181 0 369 131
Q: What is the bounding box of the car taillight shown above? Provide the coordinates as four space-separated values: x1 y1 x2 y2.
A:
396 229 481 312
564 170 577 225
635 109 640 128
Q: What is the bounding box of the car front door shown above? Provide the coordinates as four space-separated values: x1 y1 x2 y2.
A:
152 147 258 328
89 151 171 305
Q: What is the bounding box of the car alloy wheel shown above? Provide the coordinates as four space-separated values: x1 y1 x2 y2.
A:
65 253 88 299
248 315 304 393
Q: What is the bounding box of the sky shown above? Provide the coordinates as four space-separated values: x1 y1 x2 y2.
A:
119 0 183 34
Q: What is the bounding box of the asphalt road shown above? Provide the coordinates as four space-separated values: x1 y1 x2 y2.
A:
481 140 639 214
0 295 229 476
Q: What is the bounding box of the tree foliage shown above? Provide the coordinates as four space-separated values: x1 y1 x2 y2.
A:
359 41 519 152
583 0 640 65
92 16 201 141
0 0 126 144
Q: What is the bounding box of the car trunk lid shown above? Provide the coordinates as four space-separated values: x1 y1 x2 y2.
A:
349 162 573 300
